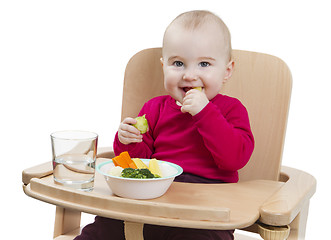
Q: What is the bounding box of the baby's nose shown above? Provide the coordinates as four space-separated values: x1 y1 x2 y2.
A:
183 69 198 81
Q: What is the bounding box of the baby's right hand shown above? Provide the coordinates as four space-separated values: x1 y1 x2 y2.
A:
118 117 143 145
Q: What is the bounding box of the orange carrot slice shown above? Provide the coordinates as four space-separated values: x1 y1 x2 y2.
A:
112 156 120 166
112 151 137 169
120 151 137 169
112 155 129 168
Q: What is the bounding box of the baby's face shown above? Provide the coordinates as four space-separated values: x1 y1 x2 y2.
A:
162 23 232 104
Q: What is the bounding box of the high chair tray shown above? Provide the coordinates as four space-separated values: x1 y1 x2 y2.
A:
23 158 284 230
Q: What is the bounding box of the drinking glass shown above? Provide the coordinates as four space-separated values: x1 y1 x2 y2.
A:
51 130 98 191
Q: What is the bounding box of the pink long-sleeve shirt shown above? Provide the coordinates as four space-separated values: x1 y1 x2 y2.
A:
113 94 254 183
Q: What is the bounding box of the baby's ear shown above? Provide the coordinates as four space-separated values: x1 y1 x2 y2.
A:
223 60 234 83
160 57 164 67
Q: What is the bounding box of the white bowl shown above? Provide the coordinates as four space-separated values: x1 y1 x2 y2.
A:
97 159 183 199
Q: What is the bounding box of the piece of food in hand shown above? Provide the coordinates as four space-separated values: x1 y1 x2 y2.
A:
108 166 124 177
193 87 202 91
133 114 149 134
148 158 162 177
132 158 148 169
121 168 159 179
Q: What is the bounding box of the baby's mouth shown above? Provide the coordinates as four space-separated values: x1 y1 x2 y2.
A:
182 87 203 93
183 87 192 93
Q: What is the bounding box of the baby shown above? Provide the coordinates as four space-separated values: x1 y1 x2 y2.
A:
76 10 254 240
115 10 253 184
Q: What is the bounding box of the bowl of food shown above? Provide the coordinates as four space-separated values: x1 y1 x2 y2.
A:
97 153 183 199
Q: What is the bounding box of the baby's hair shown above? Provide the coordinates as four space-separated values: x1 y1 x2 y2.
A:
163 10 232 61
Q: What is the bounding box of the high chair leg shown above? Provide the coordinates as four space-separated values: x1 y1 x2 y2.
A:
54 206 81 238
124 221 144 240
287 201 310 240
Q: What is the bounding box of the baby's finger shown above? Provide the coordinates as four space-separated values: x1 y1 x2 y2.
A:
118 135 142 145
120 125 141 137
182 96 193 107
118 129 142 143
122 117 137 125
181 104 190 114
118 127 141 138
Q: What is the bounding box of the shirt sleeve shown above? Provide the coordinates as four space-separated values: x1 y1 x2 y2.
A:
192 99 254 171
113 102 156 158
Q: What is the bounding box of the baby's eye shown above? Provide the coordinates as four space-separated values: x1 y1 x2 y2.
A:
199 62 210 67
173 61 184 67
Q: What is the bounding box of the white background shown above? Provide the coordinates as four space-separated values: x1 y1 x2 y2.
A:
1 0 330 239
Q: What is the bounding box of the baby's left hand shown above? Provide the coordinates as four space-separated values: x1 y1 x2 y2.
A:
181 89 209 116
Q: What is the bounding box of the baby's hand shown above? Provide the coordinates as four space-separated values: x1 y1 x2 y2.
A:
118 117 143 145
181 89 209 116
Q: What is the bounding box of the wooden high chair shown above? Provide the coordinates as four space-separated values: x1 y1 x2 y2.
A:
22 48 316 240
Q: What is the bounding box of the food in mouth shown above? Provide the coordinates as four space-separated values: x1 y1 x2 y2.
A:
183 87 202 92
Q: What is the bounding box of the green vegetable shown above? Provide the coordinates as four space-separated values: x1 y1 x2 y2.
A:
121 168 160 179
133 114 148 134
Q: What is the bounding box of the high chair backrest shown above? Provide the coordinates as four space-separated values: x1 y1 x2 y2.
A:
121 48 292 182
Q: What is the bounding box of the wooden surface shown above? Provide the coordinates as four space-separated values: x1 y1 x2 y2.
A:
22 158 316 239
23 158 284 230
22 161 53 185
54 207 81 238
260 166 316 226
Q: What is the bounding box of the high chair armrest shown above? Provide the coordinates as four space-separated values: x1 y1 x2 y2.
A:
259 166 317 226
22 161 53 185
97 146 115 159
